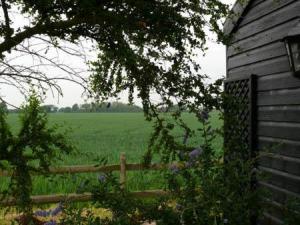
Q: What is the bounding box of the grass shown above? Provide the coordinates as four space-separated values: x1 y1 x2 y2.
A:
1 112 222 196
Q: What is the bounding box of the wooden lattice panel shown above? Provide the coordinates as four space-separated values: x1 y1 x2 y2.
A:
224 74 257 158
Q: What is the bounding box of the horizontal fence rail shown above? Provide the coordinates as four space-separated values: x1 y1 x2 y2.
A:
0 163 165 177
0 153 169 206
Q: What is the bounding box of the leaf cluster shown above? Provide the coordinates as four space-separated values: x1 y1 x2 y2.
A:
0 93 73 214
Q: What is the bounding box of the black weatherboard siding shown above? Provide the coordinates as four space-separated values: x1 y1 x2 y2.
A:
224 0 300 224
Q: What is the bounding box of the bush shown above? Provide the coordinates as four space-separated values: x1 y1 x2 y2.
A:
0 92 74 219
54 109 263 225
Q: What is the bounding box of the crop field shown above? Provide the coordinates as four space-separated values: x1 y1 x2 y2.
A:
0 112 222 196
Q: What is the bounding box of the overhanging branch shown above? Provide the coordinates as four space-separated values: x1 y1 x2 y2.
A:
0 16 98 57
0 0 12 40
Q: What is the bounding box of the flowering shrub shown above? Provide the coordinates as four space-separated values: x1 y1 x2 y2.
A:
0 93 74 222
1 93 266 225
47 104 264 225
34 203 63 218
1 97 298 224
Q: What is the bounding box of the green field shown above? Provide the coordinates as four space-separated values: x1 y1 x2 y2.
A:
1 113 222 195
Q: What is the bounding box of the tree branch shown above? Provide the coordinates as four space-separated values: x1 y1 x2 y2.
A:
0 0 12 39
0 14 105 57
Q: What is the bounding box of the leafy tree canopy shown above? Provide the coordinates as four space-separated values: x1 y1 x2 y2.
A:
0 0 228 108
0 0 230 161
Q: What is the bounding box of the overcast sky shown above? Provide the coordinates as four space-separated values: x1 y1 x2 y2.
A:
3 0 236 108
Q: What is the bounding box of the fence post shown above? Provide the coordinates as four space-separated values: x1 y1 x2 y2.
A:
120 152 126 189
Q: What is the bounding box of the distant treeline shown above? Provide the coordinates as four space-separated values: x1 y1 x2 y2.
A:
3 102 143 113
1 101 188 113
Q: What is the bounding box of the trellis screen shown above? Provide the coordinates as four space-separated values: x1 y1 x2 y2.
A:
224 74 257 159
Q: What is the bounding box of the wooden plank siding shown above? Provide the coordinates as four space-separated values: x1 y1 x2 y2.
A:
231 2 300 43
228 20 299 57
259 154 300 176
258 106 300 123
258 121 300 141
258 137 300 159
257 72 300 91
228 55 290 78
228 41 287 69
226 0 300 224
257 88 300 106
238 0 297 28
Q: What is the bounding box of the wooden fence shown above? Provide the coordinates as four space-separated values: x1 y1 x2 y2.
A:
0 153 168 206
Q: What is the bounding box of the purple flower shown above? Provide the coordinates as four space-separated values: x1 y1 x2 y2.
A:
185 160 194 168
169 164 180 174
44 221 57 225
35 203 63 218
34 210 50 217
50 203 63 216
189 148 202 160
98 174 106 183
175 203 183 211
183 131 189 145
199 110 209 121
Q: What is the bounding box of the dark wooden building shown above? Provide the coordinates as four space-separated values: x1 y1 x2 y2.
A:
223 0 300 224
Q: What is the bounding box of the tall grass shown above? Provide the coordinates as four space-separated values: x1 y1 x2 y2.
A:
1 112 222 195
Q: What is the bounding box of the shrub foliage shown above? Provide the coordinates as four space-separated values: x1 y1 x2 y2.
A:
0 93 73 215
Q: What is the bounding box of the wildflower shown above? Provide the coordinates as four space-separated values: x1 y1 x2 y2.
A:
35 203 63 218
185 148 202 168
185 160 193 168
50 203 63 216
44 220 57 225
169 164 180 174
98 174 106 183
183 130 189 145
175 203 183 211
34 209 50 217
189 148 202 160
199 110 209 121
